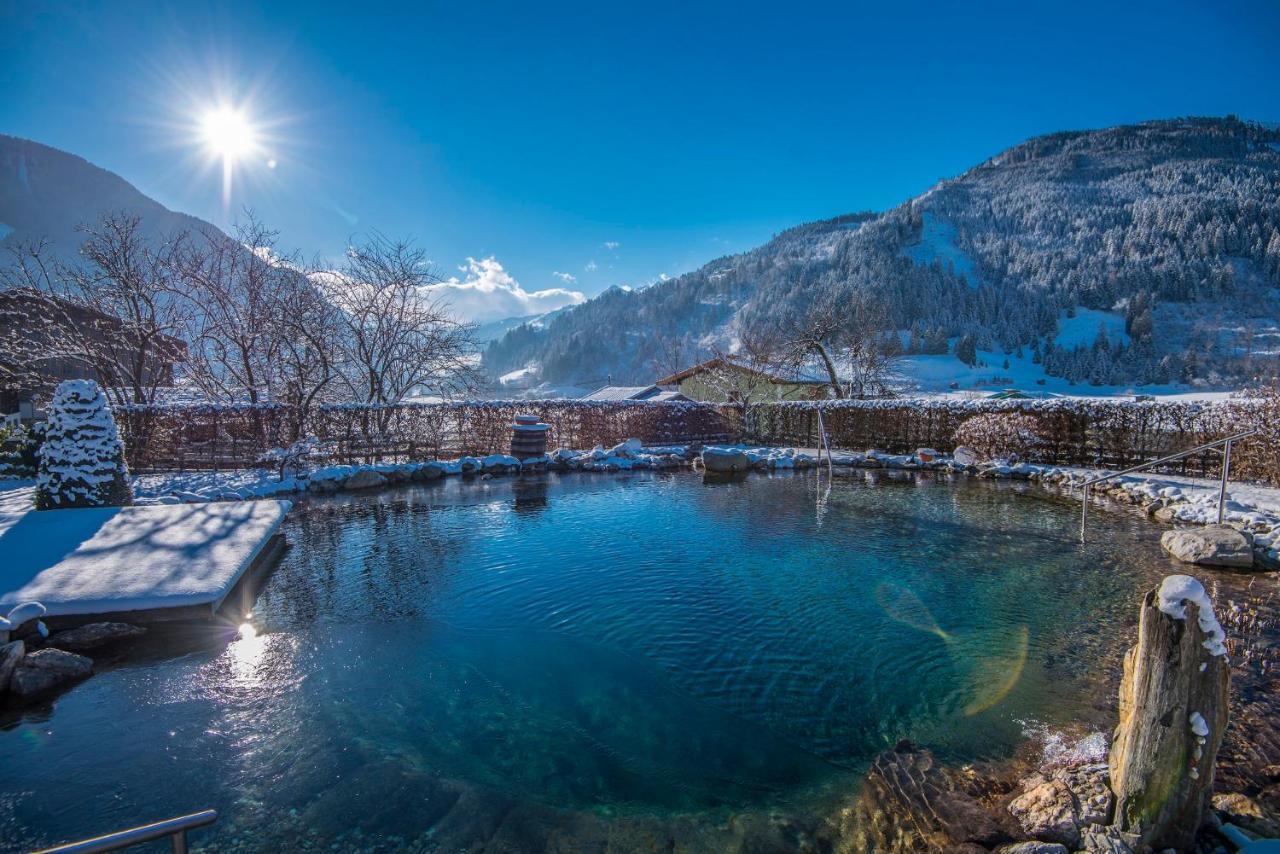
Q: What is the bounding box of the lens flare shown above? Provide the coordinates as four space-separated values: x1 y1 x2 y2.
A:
874 581 1029 715
959 624 1030 716
874 582 952 642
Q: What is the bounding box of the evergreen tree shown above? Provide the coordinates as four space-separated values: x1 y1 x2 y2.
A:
34 380 133 510
956 334 978 366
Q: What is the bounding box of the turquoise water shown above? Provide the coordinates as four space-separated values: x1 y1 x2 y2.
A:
0 471 1183 851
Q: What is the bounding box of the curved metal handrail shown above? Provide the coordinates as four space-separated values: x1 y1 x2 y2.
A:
32 810 217 854
1077 428 1260 542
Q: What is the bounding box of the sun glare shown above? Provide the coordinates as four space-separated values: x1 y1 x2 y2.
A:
200 106 257 161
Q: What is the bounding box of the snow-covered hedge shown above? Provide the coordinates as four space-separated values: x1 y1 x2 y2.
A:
953 412 1046 463
35 379 133 510
115 399 734 472
745 396 1279 485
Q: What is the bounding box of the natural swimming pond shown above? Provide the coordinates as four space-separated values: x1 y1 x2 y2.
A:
1 470 1201 850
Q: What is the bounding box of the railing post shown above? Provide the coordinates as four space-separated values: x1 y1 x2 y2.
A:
1217 438 1232 525
171 829 188 854
1080 482 1089 543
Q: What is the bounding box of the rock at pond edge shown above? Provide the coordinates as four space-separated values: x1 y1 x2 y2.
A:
9 647 93 699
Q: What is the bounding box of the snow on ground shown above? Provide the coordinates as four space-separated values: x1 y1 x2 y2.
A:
901 213 978 286
0 497 289 617
896 347 1193 396
1053 308 1130 349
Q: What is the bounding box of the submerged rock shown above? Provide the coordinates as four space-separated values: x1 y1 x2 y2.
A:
9 648 93 699
852 742 1018 851
48 622 146 652
1160 525 1254 568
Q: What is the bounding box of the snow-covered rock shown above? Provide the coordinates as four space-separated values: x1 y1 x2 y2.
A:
1160 525 1254 569
701 447 750 474
342 470 389 490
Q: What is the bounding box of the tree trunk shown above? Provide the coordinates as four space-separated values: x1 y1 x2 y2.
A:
1109 587 1230 849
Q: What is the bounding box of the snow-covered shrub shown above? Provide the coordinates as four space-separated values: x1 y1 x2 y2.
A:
0 422 44 478
34 380 133 510
953 412 1045 463
255 436 321 481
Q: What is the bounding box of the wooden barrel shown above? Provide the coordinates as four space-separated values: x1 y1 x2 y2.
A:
511 422 550 458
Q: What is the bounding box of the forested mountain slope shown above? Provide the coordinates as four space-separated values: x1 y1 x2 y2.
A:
485 117 1280 390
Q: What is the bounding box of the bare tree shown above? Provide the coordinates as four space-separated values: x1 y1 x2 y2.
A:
176 216 291 405
776 292 899 399
1 215 190 409
274 268 343 440
325 235 479 408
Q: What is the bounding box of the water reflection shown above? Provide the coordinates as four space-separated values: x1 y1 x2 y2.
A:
512 476 549 512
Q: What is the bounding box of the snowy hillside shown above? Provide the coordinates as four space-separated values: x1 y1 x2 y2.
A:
485 117 1280 392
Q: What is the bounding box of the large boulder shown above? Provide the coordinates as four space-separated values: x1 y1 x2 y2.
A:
48 622 146 652
9 648 93 699
0 640 24 692
343 470 389 491
1007 778 1078 845
997 844 1069 854
700 448 750 474
1160 525 1254 568
1007 764 1111 848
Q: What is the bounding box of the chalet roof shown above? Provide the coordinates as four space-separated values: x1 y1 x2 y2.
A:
654 357 830 387
580 385 691 402
0 287 187 359
581 385 659 401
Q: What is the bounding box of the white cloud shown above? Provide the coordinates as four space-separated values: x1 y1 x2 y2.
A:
552 271 577 283
425 257 586 323
603 241 620 251
584 260 598 272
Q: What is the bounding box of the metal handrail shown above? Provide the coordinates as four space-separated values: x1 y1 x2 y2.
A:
32 810 217 854
1077 428 1259 542
815 409 834 476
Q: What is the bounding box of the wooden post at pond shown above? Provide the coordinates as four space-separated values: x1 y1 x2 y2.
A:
1109 575 1230 850
510 414 549 459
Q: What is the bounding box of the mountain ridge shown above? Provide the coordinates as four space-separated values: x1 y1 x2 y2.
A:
0 133 225 263
484 116 1280 391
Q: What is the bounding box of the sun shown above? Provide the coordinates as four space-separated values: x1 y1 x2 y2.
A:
200 106 257 161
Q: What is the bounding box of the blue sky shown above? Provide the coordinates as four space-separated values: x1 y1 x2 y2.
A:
3 0 1279 321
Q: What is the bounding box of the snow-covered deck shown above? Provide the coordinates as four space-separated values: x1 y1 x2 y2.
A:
0 484 289 621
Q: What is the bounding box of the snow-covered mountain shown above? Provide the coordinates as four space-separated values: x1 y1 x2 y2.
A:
0 135 223 265
484 117 1280 392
